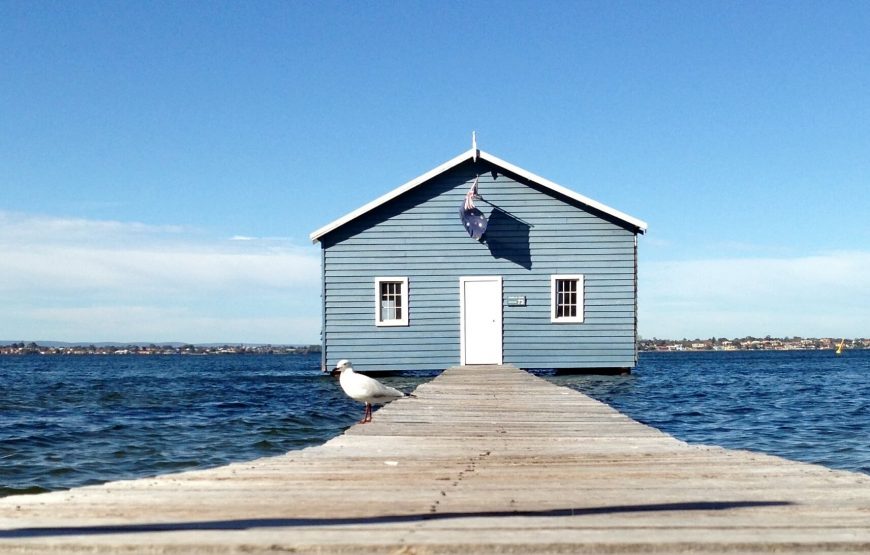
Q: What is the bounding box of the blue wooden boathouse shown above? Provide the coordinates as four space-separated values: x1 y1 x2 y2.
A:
310 145 647 372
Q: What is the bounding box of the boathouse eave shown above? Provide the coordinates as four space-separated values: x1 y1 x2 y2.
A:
308 148 648 243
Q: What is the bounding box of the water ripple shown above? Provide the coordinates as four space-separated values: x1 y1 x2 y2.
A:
543 350 870 475
0 354 437 496
3 351 866 496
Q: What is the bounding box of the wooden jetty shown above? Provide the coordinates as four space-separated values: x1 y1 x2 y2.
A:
2 364 869 554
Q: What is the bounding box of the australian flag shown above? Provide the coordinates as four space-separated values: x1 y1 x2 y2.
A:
459 177 487 241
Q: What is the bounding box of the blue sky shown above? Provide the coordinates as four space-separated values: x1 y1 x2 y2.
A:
2 1 868 343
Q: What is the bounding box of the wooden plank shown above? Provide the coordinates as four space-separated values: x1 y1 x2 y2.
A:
1 364 868 554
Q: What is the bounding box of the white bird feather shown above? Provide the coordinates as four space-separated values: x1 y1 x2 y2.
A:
330 359 411 423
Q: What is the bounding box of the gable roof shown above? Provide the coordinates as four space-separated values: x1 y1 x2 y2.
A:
309 148 647 243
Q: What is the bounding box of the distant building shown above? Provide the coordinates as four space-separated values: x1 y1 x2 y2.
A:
310 146 647 372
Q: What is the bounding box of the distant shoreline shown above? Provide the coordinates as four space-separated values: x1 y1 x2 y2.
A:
0 343 321 356
640 337 868 353
640 347 865 353
2 338 867 356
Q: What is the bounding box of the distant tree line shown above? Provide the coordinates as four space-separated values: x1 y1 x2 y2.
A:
638 336 868 352
0 343 323 356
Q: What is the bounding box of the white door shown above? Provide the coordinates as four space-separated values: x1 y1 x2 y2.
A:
460 276 503 365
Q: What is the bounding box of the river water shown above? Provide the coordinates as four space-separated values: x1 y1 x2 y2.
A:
1 349 867 496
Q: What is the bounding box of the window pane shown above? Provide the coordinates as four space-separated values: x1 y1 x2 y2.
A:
379 281 403 321
555 278 580 319
381 299 394 321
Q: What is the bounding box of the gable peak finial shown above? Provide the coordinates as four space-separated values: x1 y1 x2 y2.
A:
472 130 478 161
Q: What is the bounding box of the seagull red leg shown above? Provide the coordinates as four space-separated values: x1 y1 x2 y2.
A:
360 402 372 424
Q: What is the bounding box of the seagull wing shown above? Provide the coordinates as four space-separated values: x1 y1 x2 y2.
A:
342 370 405 404
359 374 405 402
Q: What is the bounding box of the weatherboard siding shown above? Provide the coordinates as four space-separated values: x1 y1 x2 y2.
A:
319 159 638 372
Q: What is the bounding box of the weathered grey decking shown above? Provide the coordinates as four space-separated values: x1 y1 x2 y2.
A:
2 365 869 554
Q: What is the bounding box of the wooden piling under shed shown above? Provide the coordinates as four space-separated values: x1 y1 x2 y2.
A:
2 364 870 554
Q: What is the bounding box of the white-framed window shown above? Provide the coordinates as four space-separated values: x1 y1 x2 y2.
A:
551 274 584 323
375 277 409 326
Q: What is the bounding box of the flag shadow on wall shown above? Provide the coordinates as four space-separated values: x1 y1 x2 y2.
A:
484 208 532 270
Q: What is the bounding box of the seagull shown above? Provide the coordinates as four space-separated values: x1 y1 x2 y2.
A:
328 359 413 423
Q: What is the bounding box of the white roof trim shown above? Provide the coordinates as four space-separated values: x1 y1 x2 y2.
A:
477 151 648 233
309 148 647 243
